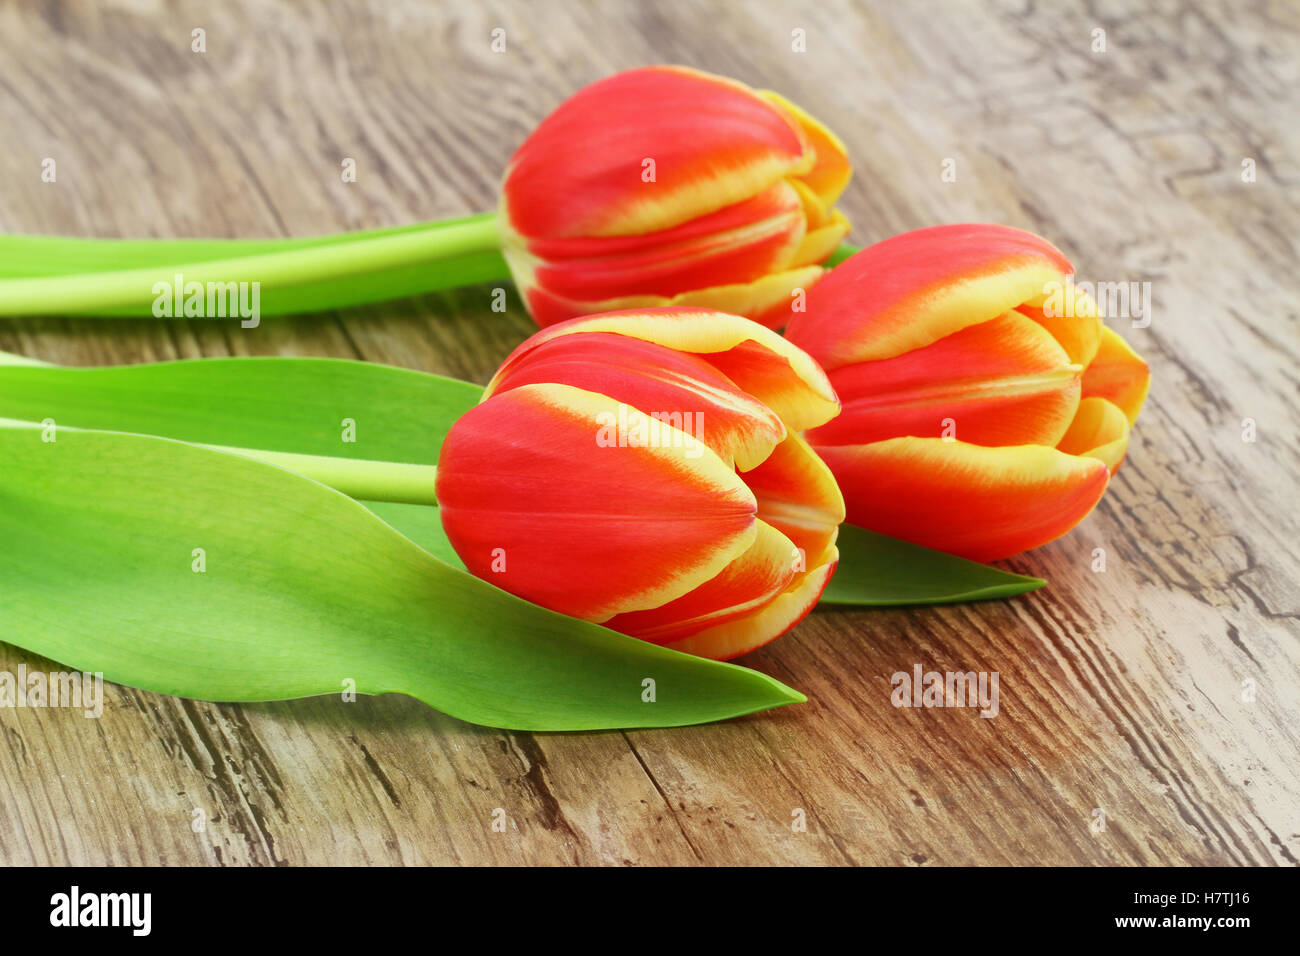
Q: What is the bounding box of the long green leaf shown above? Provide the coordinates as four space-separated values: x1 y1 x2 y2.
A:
0 421 803 730
821 523 1044 604
0 354 481 464
364 501 466 568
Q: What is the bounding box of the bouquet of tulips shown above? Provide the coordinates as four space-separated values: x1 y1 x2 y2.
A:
0 67 1148 731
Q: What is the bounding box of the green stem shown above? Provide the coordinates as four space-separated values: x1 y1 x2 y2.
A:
205 444 439 505
0 212 509 318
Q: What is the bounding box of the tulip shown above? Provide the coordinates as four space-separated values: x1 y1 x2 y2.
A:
784 224 1150 561
435 308 846 660
1 67 851 331
498 66 852 329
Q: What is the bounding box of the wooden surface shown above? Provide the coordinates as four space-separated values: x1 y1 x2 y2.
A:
1 0 1297 866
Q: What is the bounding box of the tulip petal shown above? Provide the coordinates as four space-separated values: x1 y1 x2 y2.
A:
502 66 812 240
436 383 757 621
662 553 838 661
785 223 1074 368
1082 326 1151 426
1057 396 1130 473
667 265 828 331
1016 283 1103 367
758 90 853 208
789 208 852 270
511 180 808 302
485 331 786 471
741 431 845 570
807 311 1082 448
812 436 1109 561
490 309 840 431
517 265 829 330
604 519 797 645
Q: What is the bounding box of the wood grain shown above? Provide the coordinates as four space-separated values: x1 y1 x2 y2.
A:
0 0 1296 866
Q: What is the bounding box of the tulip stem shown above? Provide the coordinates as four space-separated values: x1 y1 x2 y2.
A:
0 212 509 318
203 443 439 506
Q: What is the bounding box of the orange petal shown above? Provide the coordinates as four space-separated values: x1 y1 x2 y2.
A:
501 66 812 240
808 311 1082 448
662 553 838 660
436 383 757 621
1082 326 1150 426
604 519 797 645
785 223 1074 369
489 309 840 432
812 436 1109 561
1057 396 1130 473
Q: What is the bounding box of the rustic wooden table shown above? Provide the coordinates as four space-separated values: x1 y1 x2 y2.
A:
1 0 1295 866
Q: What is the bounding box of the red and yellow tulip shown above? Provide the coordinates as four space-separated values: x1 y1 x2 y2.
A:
498 66 852 329
784 224 1150 561
435 308 846 660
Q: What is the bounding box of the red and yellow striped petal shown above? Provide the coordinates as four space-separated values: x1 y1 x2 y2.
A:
436 383 757 622
1082 326 1151 426
811 436 1109 561
662 553 838 660
1057 396 1131 473
488 309 840 432
604 519 797 645
741 431 844 570
485 330 786 471
517 264 829 330
508 180 808 303
808 311 1082 448
501 66 812 241
785 223 1074 369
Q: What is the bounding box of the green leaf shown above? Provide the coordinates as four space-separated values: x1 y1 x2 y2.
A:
0 421 803 730
825 241 861 268
0 354 483 464
0 213 511 317
364 501 466 569
821 523 1045 605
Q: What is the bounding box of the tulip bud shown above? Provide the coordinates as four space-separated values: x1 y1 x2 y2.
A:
435 309 846 660
784 224 1150 561
498 66 852 330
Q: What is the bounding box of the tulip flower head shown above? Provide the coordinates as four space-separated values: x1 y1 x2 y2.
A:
435 309 846 660
784 224 1151 561
498 66 852 330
